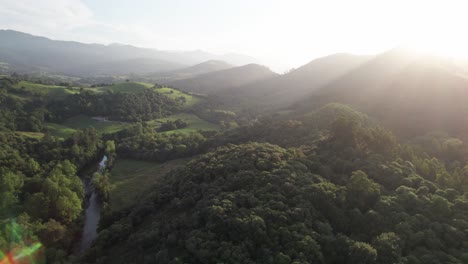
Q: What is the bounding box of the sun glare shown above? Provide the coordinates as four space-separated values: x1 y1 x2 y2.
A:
395 0 468 59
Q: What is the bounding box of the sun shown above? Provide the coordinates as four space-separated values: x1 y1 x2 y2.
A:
405 35 468 59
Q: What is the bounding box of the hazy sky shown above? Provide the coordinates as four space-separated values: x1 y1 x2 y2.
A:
1 0 467 71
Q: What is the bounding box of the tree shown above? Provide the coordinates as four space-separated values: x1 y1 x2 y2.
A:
346 170 381 211
0 170 23 215
372 232 402 264
330 115 358 148
348 241 377 264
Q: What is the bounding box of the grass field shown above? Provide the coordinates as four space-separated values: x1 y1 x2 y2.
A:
44 112 217 138
148 113 220 134
154 87 202 108
109 158 188 211
13 81 80 99
16 131 45 139
44 122 77 138
62 115 129 133
97 82 152 93
95 82 203 108
45 115 130 138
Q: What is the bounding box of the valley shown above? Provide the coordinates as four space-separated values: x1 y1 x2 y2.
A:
2 29 468 264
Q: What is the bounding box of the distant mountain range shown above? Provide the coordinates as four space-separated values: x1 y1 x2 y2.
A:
3 29 468 138
0 30 257 76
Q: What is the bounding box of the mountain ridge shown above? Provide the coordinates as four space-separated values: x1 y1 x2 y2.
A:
0 29 257 76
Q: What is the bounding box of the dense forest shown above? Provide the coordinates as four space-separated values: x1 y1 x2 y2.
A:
3 50 468 264
0 76 200 262
79 103 468 264
48 90 180 122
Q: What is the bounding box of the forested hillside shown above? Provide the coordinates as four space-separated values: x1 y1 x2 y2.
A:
0 74 224 262
78 103 468 264
296 49 468 138
3 49 468 264
225 53 372 107
5 0 468 263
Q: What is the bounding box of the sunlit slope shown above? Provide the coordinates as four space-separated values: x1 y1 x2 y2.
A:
228 53 372 107
148 60 233 81
300 49 468 137
12 80 80 99
167 64 277 94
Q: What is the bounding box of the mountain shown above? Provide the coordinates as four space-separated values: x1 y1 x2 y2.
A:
297 49 468 137
0 30 256 76
147 60 233 82
166 64 278 94
225 53 372 107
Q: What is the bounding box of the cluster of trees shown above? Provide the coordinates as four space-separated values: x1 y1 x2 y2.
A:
49 89 180 122
158 119 188 132
0 77 48 131
1 76 184 133
92 140 116 203
105 123 208 162
82 104 468 264
195 108 238 129
0 75 205 262
7 73 80 87
0 128 104 262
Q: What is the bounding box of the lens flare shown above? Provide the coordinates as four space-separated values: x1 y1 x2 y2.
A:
0 219 43 264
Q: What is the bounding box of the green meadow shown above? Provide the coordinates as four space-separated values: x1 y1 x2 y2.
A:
109 158 188 211
153 86 203 108
96 82 152 93
13 81 80 99
149 113 220 134
45 115 130 138
16 131 45 139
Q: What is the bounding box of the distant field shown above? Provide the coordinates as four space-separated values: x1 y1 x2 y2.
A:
13 81 80 99
0 62 9 70
109 158 188 211
149 113 219 134
45 115 130 138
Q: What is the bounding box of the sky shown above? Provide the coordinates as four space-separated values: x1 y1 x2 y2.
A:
1 0 468 72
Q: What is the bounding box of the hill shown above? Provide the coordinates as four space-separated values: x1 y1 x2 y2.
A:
296 49 468 137
223 53 372 107
0 30 256 76
167 64 278 94
83 111 468 263
5 70 468 264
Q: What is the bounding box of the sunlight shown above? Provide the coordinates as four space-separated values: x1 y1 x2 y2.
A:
395 0 468 59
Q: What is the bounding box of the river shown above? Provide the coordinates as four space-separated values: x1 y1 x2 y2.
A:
76 155 107 254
